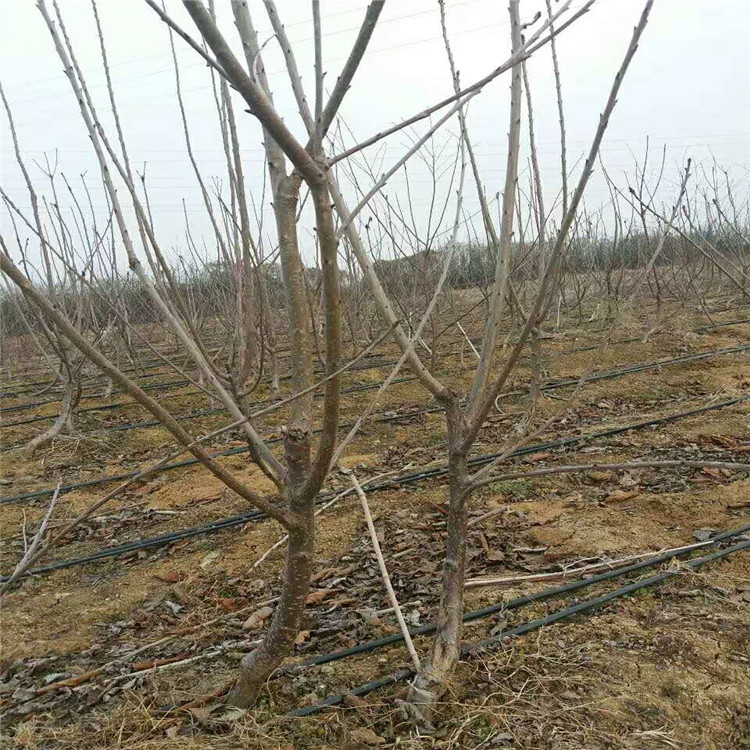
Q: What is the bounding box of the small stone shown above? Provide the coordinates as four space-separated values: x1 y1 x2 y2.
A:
491 733 514 746
350 727 385 746
11 687 37 704
42 673 67 685
693 528 716 542
199 551 220 569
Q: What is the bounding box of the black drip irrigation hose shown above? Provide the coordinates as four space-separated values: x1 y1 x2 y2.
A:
151 523 748 716
558 319 750 357
0 367 174 412
0 348 391 414
0 355 396 421
0 334 265 392
539 344 748 392
3 337 745 442
288 534 750 718
0 330 388 401
0 347 206 398
3 395 748 580
62 342 750 437
1 390 197 427
3 337 748 497
4 318 747 438
0 332 362 394
3 300 746 389
0 367 415 432
0 294 750 388
281 523 750 676
0 377 424 505
3 313 748 419
695 317 750 332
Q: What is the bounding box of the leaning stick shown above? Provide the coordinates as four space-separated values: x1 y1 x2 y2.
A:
253 468 404 569
351 473 421 671
465 538 716 588
456 323 480 360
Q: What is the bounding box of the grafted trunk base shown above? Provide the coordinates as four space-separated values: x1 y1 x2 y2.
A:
401 657 455 733
228 497 314 708
24 379 80 456
402 407 469 731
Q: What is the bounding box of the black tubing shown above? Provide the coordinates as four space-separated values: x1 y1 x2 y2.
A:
4 314 747 420
0 400 430 504
4 336 745 435
3 392 746 506
0 357 402 426
539 344 749 391
3 396 747 579
695 317 750 332
279 523 750 676
0 333 367 393
0 379 422 504
7 301 744 387
559 318 750 357
57 343 750 436
0 352 391 415
4 337 747 493
287 536 750 717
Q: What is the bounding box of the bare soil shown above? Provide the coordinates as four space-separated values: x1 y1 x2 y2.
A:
1 302 748 749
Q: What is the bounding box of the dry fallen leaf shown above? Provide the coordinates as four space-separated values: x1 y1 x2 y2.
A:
700 466 725 479
187 704 246 727
295 630 311 646
605 489 640 503
349 727 385 746
306 588 339 606
154 571 182 584
588 470 614 483
242 606 274 630
343 693 368 708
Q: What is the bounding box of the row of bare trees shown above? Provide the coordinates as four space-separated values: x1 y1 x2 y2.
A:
4 0 746 725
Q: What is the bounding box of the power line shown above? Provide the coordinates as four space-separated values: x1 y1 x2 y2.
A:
2 1 471 94
5 132 750 156
1 0 480 104
3 0 572 127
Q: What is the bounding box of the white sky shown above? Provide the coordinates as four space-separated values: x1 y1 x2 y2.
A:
1 0 749 269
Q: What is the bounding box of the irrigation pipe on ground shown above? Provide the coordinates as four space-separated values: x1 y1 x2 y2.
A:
2 395 747 580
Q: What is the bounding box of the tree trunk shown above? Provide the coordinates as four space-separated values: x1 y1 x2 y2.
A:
406 400 469 729
24 375 81 456
228 427 315 708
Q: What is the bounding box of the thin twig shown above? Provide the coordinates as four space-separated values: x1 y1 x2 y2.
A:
465 538 717 588
2 482 61 591
253 468 403 568
471 459 750 493
351 472 421 671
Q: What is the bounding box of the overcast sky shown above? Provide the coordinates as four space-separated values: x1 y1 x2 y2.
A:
1 0 748 270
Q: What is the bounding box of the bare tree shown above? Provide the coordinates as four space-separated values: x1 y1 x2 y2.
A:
1 0 382 708
0 0 658 723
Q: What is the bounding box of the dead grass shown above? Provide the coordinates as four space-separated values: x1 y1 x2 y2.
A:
1 307 748 748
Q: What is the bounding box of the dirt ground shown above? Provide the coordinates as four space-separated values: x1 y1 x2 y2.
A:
1 299 748 749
